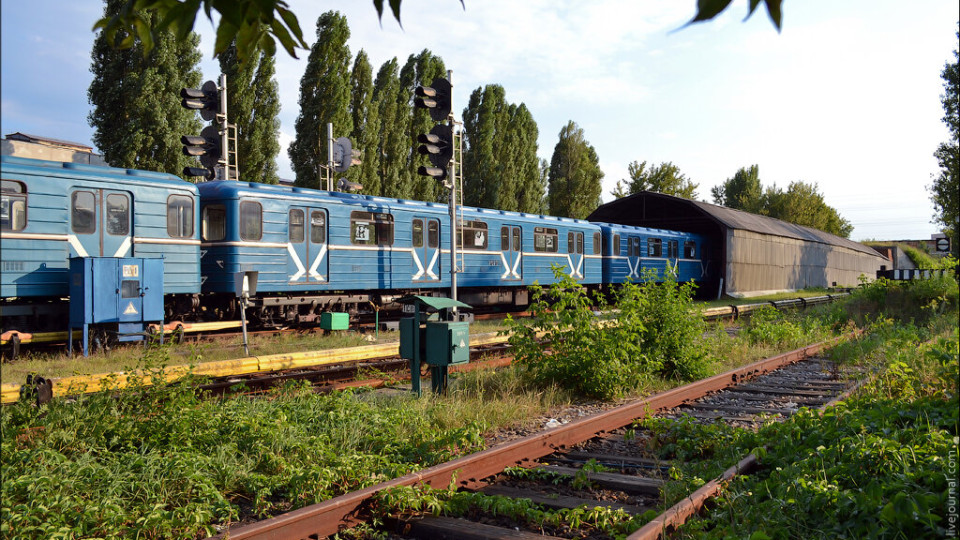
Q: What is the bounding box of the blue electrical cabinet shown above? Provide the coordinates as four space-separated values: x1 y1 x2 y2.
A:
68 257 164 356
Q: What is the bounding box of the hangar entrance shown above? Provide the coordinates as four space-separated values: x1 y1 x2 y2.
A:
69 188 133 258
288 207 328 283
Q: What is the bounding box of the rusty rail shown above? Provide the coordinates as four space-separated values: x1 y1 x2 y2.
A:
209 333 853 539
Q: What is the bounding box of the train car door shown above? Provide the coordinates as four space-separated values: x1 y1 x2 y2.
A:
412 217 441 281
566 231 584 279
287 207 328 283
69 189 133 258
499 226 522 280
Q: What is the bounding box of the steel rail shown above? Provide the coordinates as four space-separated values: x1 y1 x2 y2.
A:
209 332 853 540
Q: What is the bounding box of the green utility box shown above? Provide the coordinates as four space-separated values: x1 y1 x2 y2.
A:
425 321 470 366
320 312 349 331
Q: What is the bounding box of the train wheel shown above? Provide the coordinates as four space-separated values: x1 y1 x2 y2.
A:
172 324 185 345
8 333 20 361
92 328 111 354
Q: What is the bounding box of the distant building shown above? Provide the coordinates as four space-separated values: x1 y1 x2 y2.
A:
1 133 106 165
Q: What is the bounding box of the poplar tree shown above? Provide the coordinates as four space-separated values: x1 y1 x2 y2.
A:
400 50 447 202
219 43 281 184
547 121 604 219
349 50 380 194
88 0 202 176
372 58 407 199
711 165 764 213
288 11 352 189
462 85 542 213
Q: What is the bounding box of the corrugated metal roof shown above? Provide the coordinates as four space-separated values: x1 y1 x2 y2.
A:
588 191 885 259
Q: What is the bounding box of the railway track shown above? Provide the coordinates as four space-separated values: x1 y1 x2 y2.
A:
208 332 861 540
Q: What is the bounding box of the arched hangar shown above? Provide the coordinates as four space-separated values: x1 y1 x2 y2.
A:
587 191 886 298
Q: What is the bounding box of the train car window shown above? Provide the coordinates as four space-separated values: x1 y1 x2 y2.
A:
427 220 439 248
648 238 663 257
500 227 509 250
602 234 609 255
613 234 620 256
1 180 27 231
576 233 584 254
668 240 679 258
289 209 304 242
203 204 226 241
567 231 574 253
412 219 423 248
239 201 262 241
684 240 696 258
630 237 640 257
311 211 326 243
350 211 393 246
593 232 601 255
106 193 130 236
534 227 558 252
512 227 521 252
167 195 195 238
71 191 96 234
460 220 488 249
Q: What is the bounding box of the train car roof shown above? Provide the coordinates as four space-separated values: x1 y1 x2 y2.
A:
594 221 701 238
197 180 599 226
0 155 197 192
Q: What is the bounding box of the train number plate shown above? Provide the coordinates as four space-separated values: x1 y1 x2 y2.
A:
122 264 139 277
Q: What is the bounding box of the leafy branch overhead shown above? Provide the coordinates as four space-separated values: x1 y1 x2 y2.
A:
688 0 783 30
94 0 779 65
92 0 309 62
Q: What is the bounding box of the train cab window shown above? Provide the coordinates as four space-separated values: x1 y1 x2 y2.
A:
512 227 521 251
413 219 424 248
239 201 262 241
460 220 488 250
648 238 663 257
203 204 226 241
684 240 696 259
1 180 27 231
289 209 304 242
534 227 558 252
105 193 130 236
71 191 96 234
613 234 621 256
167 195 194 238
592 232 601 255
350 211 393 246
427 220 439 248
311 211 326 243
668 240 679 259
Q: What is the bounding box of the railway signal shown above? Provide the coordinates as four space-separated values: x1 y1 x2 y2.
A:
414 77 452 122
331 137 361 173
416 124 453 181
179 75 236 181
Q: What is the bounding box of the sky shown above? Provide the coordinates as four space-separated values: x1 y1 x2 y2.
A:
1 1 956 242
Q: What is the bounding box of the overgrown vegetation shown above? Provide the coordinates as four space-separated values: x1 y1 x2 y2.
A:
507 267 710 399
642 275 959 539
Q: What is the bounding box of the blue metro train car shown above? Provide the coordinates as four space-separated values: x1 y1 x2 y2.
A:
599 223 708 285
195 180 604 324
0 155 201 333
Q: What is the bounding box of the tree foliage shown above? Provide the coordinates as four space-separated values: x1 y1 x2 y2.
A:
88 0 203 176
218 43 281 184
711 165 763 213
547 121 604 219
349 50 381 196
611 160 699 200
288 11 352 189
712 165 853 237
930 23 959 257
372 58 408 199
462 85 543 213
